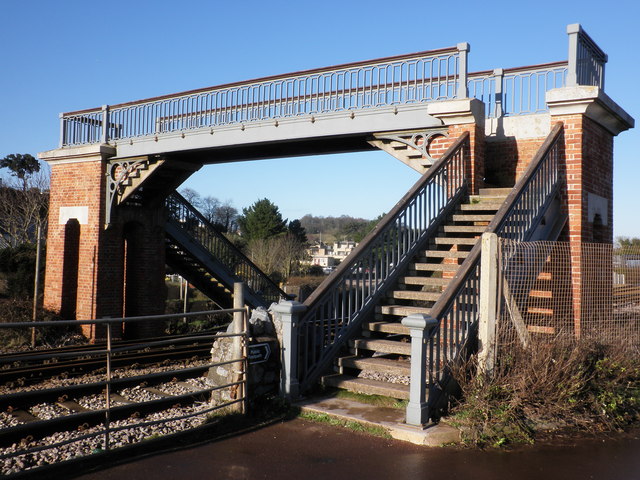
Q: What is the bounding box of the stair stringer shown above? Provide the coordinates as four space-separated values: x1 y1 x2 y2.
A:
165 220 270 309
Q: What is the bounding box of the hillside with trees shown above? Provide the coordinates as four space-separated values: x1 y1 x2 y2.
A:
299 214 382 243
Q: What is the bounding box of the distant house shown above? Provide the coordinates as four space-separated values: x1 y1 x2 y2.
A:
306 241 358 269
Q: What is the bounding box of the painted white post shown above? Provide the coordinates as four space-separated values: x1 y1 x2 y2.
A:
232 282 246 412
566 24 580 87
457 42 470 99
101 105 110 144
272 300 307 399
402 313 438 426
478 232 499 376
493 68 504 119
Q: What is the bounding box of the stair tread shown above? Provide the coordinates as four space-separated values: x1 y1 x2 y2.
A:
401 276 449 286
452 214 494 222
443 225 487 233
460 203 503 211
364 321 409 335
412 262 460 272
339 355 411 375
322 374 410 400
434 237 478 245
351 338 411 355
392 290 440 301
380 305 432 317
422 250 470 258
479 188 512 196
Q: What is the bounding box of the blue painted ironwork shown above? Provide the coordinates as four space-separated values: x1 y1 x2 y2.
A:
165 192 288 306
423 123 564 419
567 24 607 89
296 133 470 391
468 62 568 118
60 47 462 146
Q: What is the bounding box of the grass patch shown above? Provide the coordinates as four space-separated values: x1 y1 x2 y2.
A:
298 411 391 439
334 389 407 409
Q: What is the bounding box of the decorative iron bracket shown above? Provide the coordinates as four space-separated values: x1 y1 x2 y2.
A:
374 128 449 166
105 156 152 227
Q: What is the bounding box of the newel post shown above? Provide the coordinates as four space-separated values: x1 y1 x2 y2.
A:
566 24 580 87
272 300 307 399
402 313 438 426
101 104 110 144
457 42 470 99
478 232 499 375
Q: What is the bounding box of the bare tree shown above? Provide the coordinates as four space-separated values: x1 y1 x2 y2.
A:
0 170 49 248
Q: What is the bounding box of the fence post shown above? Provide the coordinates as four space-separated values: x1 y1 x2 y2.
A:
457 43 470 99
478 232 499 375
232 282 246 412
272 300 307 399
402 313 438 426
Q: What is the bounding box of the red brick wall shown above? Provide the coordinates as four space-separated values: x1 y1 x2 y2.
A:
484 137 546 187
44 154 166 340
426 124 485 194
550 114 615 337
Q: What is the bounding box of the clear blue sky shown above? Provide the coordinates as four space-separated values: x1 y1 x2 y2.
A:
1 0 637 237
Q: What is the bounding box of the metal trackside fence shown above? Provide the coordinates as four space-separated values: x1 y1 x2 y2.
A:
498 240 640 349
0 307 248 475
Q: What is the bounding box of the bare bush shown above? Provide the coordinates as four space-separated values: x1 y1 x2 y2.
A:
450 338 640 447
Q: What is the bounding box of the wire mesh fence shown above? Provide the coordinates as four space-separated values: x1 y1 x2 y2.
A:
497 240 640 351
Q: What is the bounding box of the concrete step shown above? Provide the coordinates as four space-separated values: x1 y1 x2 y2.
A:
412 262 460 272
400 276 449 287
452 214 495 222
421 250 470 259
443 225 487 234
364 321 409 335
434 237 478 246
459 202 503 211
379 305 432 317
529 289 553 299
527 307 554 316
321 374 410 400
391 290 440 302
479 187 512 196
351 338 411 355
469 194 508 204
338 356 410 376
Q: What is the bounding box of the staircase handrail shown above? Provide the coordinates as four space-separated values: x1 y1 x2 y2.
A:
297 132 470 390
423 122 564 417
165 192 289 304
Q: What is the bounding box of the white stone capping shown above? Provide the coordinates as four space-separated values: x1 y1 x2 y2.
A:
546 86 634 136
38 144 117 165
426 98 485 126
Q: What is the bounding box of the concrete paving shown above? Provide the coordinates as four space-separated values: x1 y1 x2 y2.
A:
295 395 461 446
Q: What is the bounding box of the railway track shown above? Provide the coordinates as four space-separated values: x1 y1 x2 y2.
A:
0 308 250 475
0 333 214 387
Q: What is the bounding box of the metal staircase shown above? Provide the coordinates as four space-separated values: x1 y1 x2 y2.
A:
322 189 510 398
164 192 289 309
292 123 566 422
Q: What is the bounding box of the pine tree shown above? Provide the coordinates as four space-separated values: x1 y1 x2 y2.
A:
237 198 287 241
